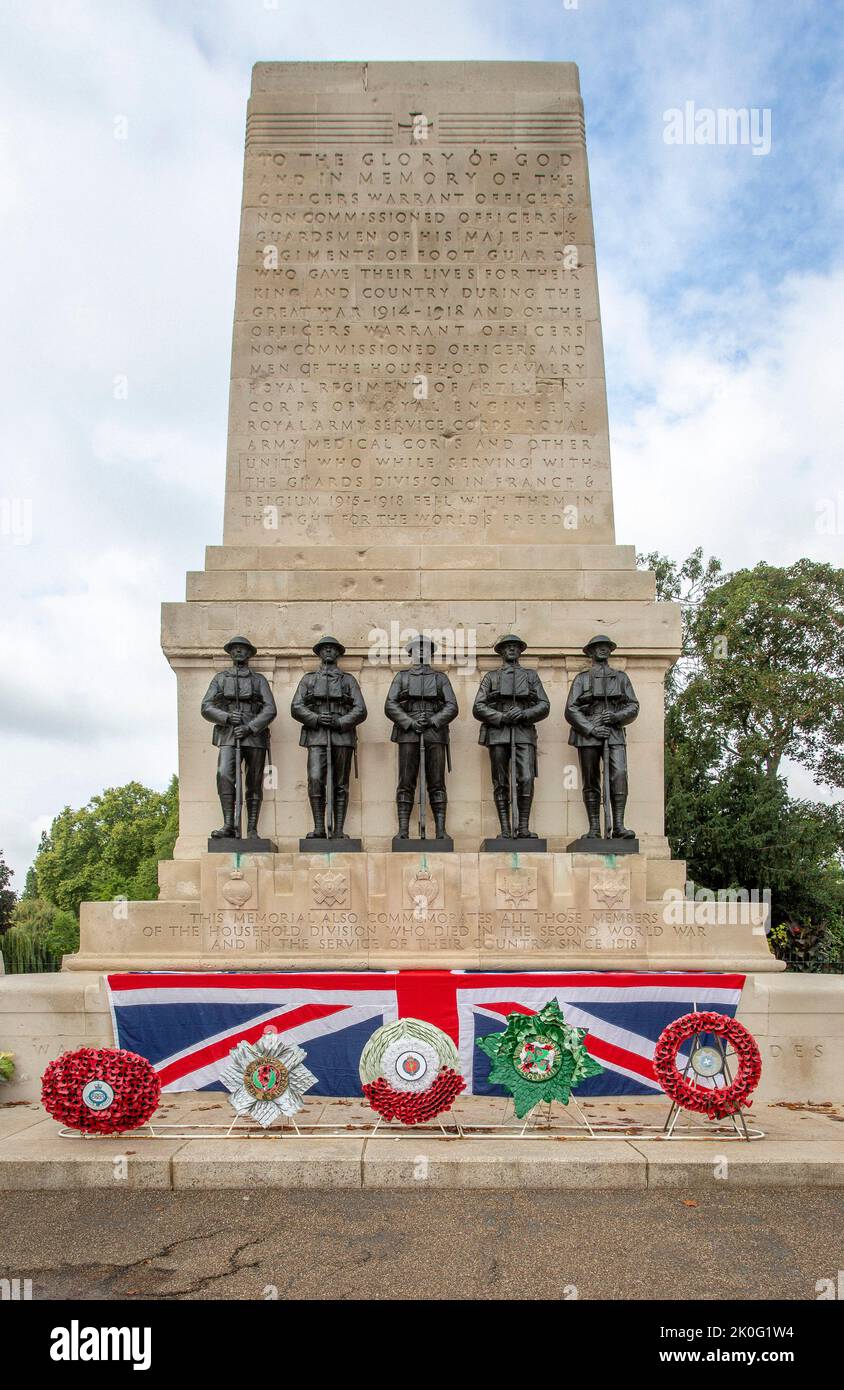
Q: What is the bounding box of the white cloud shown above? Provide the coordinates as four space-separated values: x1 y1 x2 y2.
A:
605 266 844 568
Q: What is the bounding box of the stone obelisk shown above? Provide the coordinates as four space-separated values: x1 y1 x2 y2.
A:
162 61 679 858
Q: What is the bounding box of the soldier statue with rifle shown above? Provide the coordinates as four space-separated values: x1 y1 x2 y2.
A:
564 634 639 849
473 635 550 846
384 635 458 846
291 636 367 845
201 636 277 846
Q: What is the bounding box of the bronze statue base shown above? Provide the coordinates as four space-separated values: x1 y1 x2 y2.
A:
481 836 547 853
298 837 363 854
207 835 277 854
567 834 639 856
392 835 454 853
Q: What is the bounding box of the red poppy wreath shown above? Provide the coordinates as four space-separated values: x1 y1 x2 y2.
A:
359 1019 466 1125
653 1012 762 1120
41 1047 161 1134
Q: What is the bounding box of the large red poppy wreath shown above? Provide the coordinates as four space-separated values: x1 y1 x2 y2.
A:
653 1012 761 1120
41 1047 161 1134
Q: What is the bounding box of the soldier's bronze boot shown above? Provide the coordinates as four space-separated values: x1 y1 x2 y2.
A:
516 791 537 838
611 795 636 839
211 794 237 839
333 788 349 839
432 794 448 841
396 794 412 839
306 794 326 838
246 796 261 838
584 790 602 838
493 790 512 838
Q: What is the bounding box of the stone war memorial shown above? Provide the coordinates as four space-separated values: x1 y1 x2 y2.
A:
4 62 842 1109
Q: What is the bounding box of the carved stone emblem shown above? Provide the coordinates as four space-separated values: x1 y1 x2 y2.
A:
221 869 253 908
405 866 440 909
311 867 349 908
495 867 538 909
589 869 630 910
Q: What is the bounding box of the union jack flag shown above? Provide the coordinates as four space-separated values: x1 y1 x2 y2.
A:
106 971 745 1098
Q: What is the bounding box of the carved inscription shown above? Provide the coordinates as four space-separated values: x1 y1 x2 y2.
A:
224 123 613 545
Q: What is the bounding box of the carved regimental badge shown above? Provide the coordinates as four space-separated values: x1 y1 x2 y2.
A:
495 867 538 910
220 869 253 908
589 869 631 910
311 867 349 908
405 866 440 910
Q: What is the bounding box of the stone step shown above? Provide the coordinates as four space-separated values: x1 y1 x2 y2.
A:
162 596 681 654
2 1095 843 1189
204 543 639 572
186 567 656 603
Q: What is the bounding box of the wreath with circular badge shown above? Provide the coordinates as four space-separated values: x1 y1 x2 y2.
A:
220 1036 318 1128
41 1047 161 1134
476 998 604 1118
653 1012 762 1119
359 1019 466 1125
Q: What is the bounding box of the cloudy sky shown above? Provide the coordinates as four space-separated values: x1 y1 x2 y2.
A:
2 0 843 884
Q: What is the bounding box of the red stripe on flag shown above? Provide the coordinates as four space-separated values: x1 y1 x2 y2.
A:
156 1002 346 1085
584 1033 658 1083
395 971 460 1042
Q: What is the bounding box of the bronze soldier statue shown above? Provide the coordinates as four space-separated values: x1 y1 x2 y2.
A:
473 635 550 844
201 636 277 845
290 636 367 844
564 635 639 846
384 635 458 845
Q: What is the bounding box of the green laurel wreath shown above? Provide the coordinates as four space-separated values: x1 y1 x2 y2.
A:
476 998 604 1118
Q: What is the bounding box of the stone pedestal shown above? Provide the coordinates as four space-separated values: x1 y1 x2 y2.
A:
568 835 639 855
207 835 276 854
392 836 454 854
59 848 780 974
298 837 363 854
481 836 548 853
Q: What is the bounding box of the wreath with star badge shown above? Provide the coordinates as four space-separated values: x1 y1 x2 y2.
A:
653 1012 762 1120
220 1036 318 1128
41 1047 161 1134
476 999 604 1118
359 1018 466 1125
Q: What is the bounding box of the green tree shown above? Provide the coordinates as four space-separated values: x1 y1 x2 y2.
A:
21 832 48 900
0 851 15 931
680 559 844 785
640 550 844 942
27 778 179 919
1 899 78 973
639 545 728 699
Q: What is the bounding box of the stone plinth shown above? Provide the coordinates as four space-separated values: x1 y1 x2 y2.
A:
64 849 778 973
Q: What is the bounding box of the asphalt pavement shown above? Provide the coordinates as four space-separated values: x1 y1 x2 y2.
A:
2 1186 842 1301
